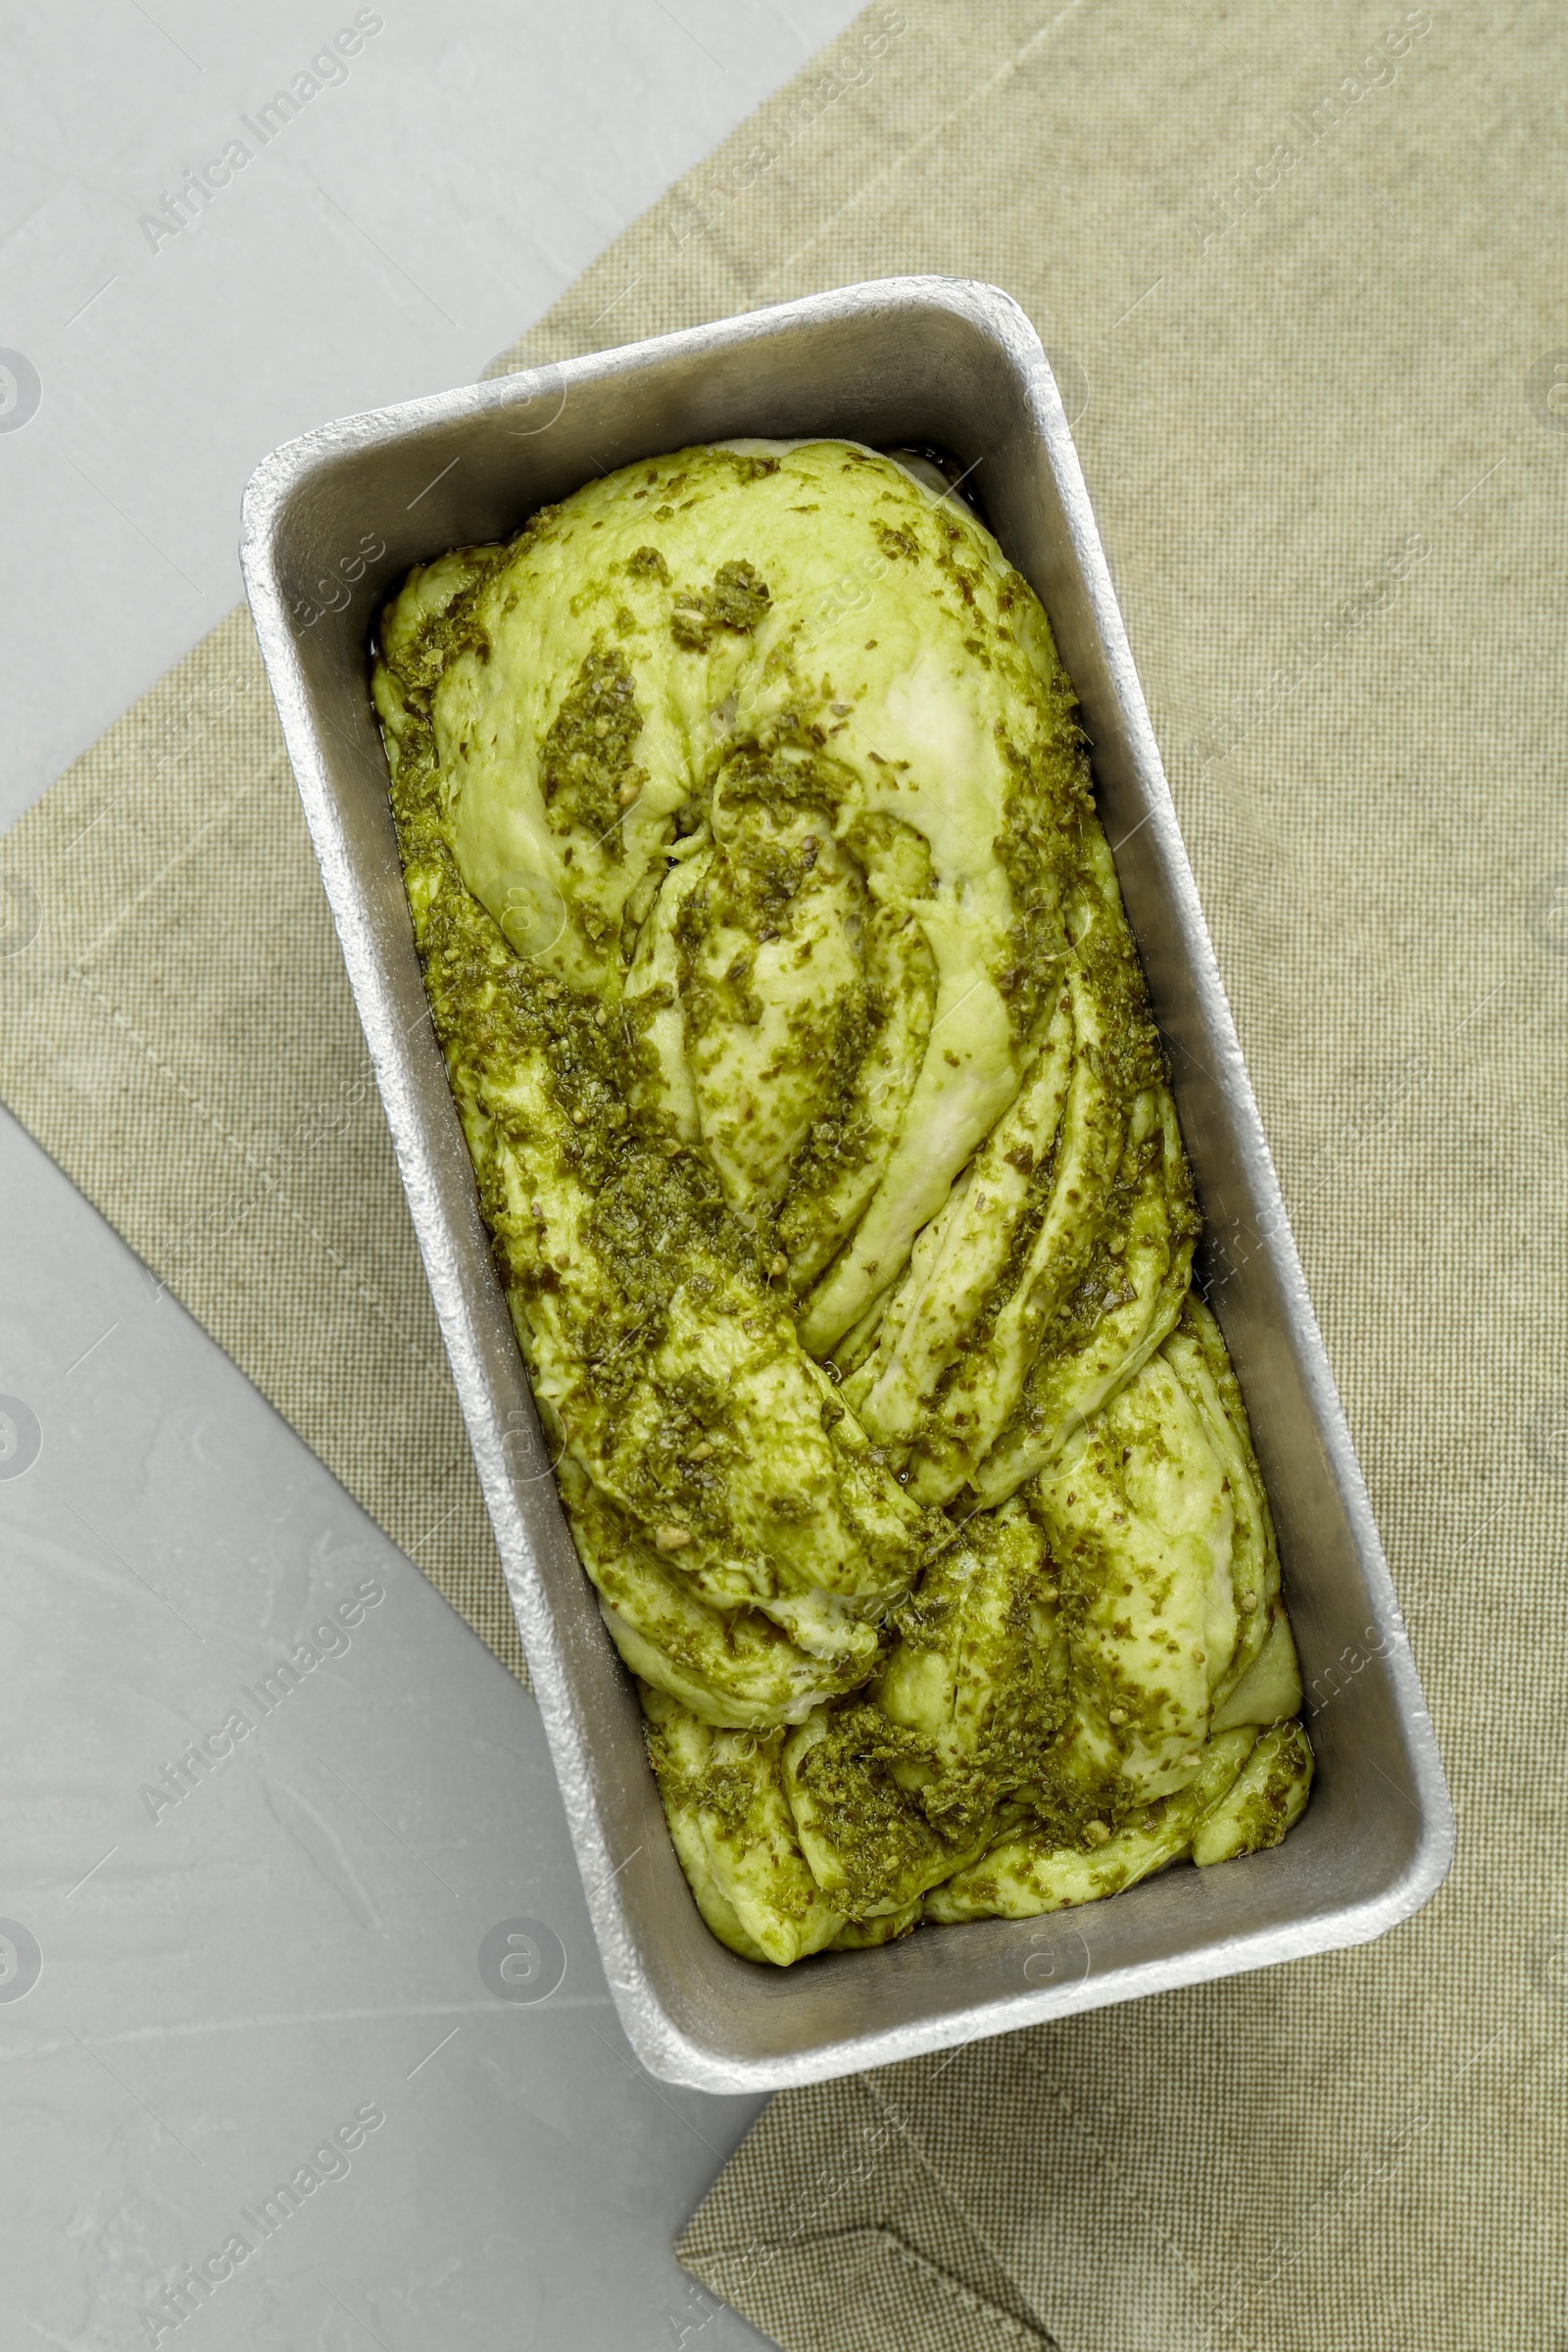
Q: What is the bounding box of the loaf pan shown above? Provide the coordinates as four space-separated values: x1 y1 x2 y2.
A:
239 277 1452 2090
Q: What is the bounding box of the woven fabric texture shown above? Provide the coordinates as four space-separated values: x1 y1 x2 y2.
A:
2 2 1564 2342
0 605 527 1679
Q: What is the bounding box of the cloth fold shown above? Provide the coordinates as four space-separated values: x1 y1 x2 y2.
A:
3 1 1564 2343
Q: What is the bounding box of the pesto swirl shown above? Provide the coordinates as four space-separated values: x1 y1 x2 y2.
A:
373 439 1312 1965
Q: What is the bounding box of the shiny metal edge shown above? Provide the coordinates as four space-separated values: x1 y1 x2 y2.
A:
240 276 1453 2091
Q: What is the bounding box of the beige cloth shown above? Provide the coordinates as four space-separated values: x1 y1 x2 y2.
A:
2 1 1564 2342
0 606 526 1679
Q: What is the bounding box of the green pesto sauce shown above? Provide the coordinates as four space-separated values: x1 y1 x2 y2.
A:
372 436 1311 1959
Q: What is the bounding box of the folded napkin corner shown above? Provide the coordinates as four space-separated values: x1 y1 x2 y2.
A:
677 2222 1057 2352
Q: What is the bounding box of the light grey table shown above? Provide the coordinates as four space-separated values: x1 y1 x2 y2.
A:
0 7 865 2344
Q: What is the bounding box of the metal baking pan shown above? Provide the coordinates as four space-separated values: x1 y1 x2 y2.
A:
239 277 1452 2091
